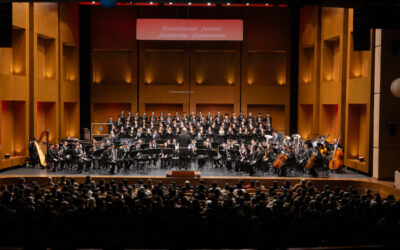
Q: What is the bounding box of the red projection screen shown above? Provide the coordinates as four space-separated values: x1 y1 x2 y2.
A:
136 19 243 41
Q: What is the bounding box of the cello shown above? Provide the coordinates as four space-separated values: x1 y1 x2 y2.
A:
273 152 288 169
305 151 317 170
329 137 344 170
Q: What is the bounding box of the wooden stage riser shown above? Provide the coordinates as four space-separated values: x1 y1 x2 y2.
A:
0 176 398 199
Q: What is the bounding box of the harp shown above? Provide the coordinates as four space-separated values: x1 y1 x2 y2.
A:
34 130 49 167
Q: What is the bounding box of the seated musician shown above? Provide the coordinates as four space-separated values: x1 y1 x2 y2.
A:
299 142 313 171
281 145 296 176
161 142 172 168
225 140 234 170
236 144 248 172
213 143 227 168
310 146 323 177
247 145 261 175
72 144 85 172
263 145 275 171
79 144 92 172
104 144 118 174
119 143 130 171
53 144 66 171
45 144 59 171
149 139 159 167
87 144 98 171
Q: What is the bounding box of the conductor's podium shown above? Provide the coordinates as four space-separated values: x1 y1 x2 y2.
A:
166 171 201 178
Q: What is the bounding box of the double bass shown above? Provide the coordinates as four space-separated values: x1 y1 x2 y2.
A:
329 137 344 170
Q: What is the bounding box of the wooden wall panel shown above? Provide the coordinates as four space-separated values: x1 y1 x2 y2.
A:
91 6 137 120
93 103 131 124
344 9 372 174
62 102 79 138
298 7 319 137
139 41 189 113
144 50 185 85
92 50 132 85
145 104 183 116
298 104 314 139
241 8 291 134
0 3 80 160
190 42 240 114
0 3 29 159
1 101 26 156
36 102 56 142
194 50 236 85
12 28 26 76
246 51 287 86
196 104 234 116
321 104 339 143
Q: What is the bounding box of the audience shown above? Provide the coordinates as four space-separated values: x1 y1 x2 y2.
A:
0 177 398 248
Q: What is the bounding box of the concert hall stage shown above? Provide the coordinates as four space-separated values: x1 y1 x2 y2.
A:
1 165 367 178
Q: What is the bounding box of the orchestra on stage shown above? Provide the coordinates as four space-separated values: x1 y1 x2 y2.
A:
40 111 344 176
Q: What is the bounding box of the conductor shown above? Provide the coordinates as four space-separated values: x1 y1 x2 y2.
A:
177 127 191 169
177 127 192 148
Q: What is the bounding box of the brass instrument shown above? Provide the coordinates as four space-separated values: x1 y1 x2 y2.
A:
265 135 273 145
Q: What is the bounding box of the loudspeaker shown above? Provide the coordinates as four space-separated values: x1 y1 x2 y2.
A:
353 8 370 51
0 3 12 48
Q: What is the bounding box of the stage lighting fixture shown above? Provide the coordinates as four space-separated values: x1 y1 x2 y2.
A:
207 2 211 6
169 2 173 5
227 2 230 5
188 2 192 5
246 3 250 6
149 1 153 4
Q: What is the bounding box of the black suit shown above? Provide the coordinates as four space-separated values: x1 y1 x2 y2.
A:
177 133 191 148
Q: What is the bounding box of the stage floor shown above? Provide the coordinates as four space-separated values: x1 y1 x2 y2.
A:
0 164 369 179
